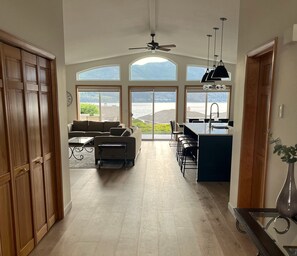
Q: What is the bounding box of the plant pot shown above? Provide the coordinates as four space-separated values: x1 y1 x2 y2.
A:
276 163 297 218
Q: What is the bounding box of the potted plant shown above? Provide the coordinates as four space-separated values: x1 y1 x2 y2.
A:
270 135 297 218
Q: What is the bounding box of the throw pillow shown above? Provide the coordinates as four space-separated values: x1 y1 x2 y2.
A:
121 128 131 137
72 120 88 131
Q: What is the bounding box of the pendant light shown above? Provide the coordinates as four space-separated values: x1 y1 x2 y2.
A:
206 27 221 82
212 17 229 79
201 34 212 83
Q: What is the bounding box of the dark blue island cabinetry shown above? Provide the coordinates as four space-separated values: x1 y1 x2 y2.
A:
184 123 233 182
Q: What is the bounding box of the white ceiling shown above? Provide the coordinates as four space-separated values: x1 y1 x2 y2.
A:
63 0 240 65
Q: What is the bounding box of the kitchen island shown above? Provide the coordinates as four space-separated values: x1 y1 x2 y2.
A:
184 123 233 182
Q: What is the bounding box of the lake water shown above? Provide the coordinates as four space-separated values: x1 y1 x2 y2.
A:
82 102 228 120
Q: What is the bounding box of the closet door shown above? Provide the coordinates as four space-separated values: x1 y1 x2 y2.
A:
39 57 57 229
22 51 48 243
0 44 16 256
3 44 34 256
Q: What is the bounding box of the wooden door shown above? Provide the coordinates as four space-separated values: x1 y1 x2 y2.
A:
22 51 48 243
237 40 276 208
38 56 57 230
250 52 273 207
2 44 35 256
0 43 16 256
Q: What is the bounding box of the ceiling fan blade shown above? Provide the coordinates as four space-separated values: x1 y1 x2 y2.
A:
158 44 176 48
129 47 148 50
157 47 171 52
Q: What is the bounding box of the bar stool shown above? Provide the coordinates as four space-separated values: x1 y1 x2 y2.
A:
176 135 194 163
180 141 199 177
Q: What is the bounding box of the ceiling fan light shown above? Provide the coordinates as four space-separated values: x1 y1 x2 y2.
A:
212 61 229 78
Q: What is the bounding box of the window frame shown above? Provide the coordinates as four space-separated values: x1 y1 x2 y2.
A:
76 85 122 122
184 85 232 122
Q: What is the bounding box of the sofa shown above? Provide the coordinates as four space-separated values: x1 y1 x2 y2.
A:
94 127 142 166
68 120 122 138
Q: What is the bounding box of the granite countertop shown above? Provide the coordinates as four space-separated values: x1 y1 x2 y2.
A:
184 122 233 136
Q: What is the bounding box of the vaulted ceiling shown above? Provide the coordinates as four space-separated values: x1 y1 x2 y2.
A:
63 0 240 65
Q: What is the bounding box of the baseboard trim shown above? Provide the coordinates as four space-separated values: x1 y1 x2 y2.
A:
64 200 72 216
228 201 236 218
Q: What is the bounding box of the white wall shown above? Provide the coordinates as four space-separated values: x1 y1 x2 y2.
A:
229 0 297 208
0 0 71 213
66 52 236 125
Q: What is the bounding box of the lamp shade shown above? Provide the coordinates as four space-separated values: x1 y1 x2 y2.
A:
206 69 221 81
201 69 209 83
212 60 229 78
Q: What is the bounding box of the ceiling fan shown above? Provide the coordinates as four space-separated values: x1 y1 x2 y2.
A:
129 33 176 52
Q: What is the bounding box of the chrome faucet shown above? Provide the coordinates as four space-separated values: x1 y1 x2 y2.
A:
209 103 220 129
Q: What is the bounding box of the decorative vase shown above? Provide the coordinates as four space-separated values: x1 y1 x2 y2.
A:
276 162 297 218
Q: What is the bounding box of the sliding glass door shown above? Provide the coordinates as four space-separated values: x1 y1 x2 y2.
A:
130 87 177 140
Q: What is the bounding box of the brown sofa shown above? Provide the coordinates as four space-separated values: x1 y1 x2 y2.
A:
94 127 142 166
68 120 122 138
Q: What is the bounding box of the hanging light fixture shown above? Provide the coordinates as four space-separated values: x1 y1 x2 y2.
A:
212 17 229 79
206 27 221 82
201 34 212 83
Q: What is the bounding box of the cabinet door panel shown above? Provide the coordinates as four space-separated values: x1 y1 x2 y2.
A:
3 44 34 255
0 89 8 176
23 51 47 242
0 182 16 256
39 57 57 229
15 171 34 250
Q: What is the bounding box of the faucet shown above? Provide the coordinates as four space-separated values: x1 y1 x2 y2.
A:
209 103 220 129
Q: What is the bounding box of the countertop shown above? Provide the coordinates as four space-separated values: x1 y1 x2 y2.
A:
184 122 233 136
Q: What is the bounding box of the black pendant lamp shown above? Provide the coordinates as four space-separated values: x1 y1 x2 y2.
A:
201 34 212 83
206 27 221 82
212 17 229 79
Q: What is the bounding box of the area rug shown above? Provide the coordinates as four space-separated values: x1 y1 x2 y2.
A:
69 148 129 169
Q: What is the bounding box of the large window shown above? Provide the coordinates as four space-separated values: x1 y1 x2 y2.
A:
77 86 121 121
77 65 120 81
130 57 177 81
129 87 178 140
185 86 231 121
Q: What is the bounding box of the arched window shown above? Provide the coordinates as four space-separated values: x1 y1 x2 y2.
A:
77 65 120 81
186 65 207 81
130 57 177 81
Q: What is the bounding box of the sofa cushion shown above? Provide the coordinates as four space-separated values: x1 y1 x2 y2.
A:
86 131 110 137
68 131 86 138
103 121 120 132
72 120 88 131
88 121 104 131
110 128 126 136
121 128 132 137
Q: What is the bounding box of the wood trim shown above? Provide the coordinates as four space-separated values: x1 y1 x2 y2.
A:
50 60 64 220
0 173 11 185
47 214 56 230
237 38 278 208
36 224 48 243
0 29 55 60
75 85 123 122
19 239 34 256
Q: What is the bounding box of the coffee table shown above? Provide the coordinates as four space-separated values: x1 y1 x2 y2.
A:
68 137 94 160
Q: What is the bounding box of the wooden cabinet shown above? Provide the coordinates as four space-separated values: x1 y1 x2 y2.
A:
0 39 60 256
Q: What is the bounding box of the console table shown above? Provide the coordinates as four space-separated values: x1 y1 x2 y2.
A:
234 208 297 256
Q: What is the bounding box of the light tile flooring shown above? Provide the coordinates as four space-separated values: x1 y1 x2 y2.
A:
30 141 257 256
